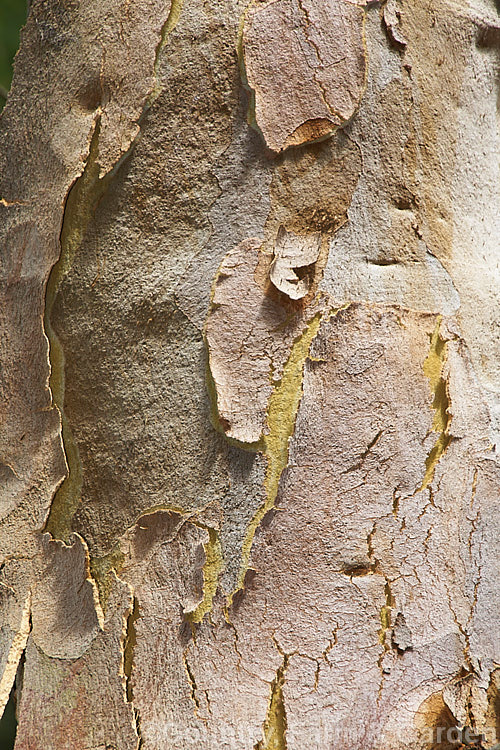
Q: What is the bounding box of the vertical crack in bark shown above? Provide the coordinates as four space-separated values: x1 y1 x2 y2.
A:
467 469 481 634
223 606 243 669
486 670 500 744
150 0 185 103
89 544 126 613
256 653 289 750
0 636 27 745
0 681 17 745
420 316 452 491
121 591 142 748
123 596 140 703
443 577 473 676
183 650 201 713
233 312 323 597
321 626 338 666
376 578 395 703
366 521 378 572
43 120 111 540
134 710 143 750
0 591 31 717
378 579 395 650
186 526 224 624
236 1 264 141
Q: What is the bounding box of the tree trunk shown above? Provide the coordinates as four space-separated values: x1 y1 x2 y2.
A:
1 0 499 748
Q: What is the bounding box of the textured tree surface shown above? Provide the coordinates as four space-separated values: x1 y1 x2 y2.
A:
1 0 500 748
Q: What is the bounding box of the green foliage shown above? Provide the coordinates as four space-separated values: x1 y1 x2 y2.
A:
0 0 27 99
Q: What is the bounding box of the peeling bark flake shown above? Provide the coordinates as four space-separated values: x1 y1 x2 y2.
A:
241 0 368 151
269 227 322 300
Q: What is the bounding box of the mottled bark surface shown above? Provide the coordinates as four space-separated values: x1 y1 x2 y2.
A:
1 0 499 748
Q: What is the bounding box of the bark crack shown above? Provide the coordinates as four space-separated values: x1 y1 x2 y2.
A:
150 0 185 103
0 591 31 718
419 316 453 491
232 312 323 599
43 120 108 541
256 641 289 750
183 649 206 726
123 596 140 703
467 471 482 633
342 429 384 475
185 526 224 624
121 592 142 748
